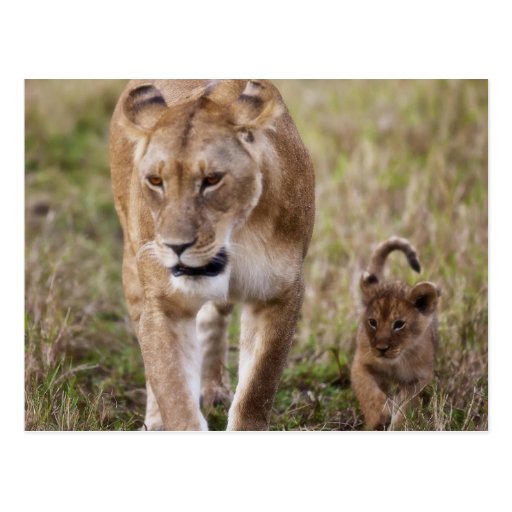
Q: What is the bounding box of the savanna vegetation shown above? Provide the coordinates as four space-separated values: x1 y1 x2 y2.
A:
25 80 488 430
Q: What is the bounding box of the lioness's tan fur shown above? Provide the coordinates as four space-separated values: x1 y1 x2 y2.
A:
110 80 314 430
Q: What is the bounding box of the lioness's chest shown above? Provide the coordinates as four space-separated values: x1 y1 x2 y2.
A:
228 232 299 303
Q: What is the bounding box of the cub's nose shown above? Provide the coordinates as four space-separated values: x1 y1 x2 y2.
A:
376 345 389 356
164 238 197 256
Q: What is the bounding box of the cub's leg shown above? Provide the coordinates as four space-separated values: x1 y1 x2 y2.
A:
389 381 429 430
227 280 304 431
388 388 411 431
196 301 234 412
351 361 392 430
122 250 163 431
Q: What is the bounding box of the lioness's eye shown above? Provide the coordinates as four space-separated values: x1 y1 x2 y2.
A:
202 173 223 189
368 318 378 329
147 176 163 187
393 320 405 331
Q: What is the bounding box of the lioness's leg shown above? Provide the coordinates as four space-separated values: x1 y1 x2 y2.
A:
227 280 304 431
196 301 234 412
122 251 164 429
122 249 144 333
139 297 207 431
144 381 163 430
351 362 391 430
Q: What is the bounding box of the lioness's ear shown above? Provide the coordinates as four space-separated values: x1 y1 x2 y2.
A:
122 84 168 132
360 272 379 304
409 281 440 314
231 80 283 136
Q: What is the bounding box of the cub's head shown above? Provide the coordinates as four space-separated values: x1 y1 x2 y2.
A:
120 80 283 295
359 273 440 360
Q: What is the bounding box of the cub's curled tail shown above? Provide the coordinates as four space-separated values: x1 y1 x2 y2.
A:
366 236 421 281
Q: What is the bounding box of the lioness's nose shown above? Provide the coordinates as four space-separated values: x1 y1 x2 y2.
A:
165 238 197 256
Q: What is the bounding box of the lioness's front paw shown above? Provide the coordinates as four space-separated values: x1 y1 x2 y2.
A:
200 382 233 411
142 410 164 431
141 420 165 431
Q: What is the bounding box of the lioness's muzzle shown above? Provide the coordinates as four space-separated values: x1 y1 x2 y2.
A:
171 248 229 278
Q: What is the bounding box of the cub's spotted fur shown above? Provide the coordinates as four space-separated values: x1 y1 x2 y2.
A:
350 237 440 430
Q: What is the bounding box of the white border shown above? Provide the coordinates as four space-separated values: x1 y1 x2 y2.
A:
4 1 509 510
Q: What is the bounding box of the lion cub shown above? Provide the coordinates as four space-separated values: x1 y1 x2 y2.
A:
350 237 440 430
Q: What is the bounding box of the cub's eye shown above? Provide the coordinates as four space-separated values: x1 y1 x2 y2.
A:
147 176 163 187
393 320 406 331
202 173 223 189
368 318 378 329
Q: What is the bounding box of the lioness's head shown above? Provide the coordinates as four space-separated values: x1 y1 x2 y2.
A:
360 276 439 360
121 80 283 294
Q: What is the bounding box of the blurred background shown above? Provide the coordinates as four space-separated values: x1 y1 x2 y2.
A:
25 80 488 430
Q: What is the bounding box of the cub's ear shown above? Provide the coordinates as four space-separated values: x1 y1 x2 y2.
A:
122 84 168 133
409 281 440 314
360 272 379 304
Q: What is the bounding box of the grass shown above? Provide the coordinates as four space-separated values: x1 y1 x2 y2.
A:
25 79 488 431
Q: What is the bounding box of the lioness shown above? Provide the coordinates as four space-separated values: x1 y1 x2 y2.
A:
110 80 315 430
